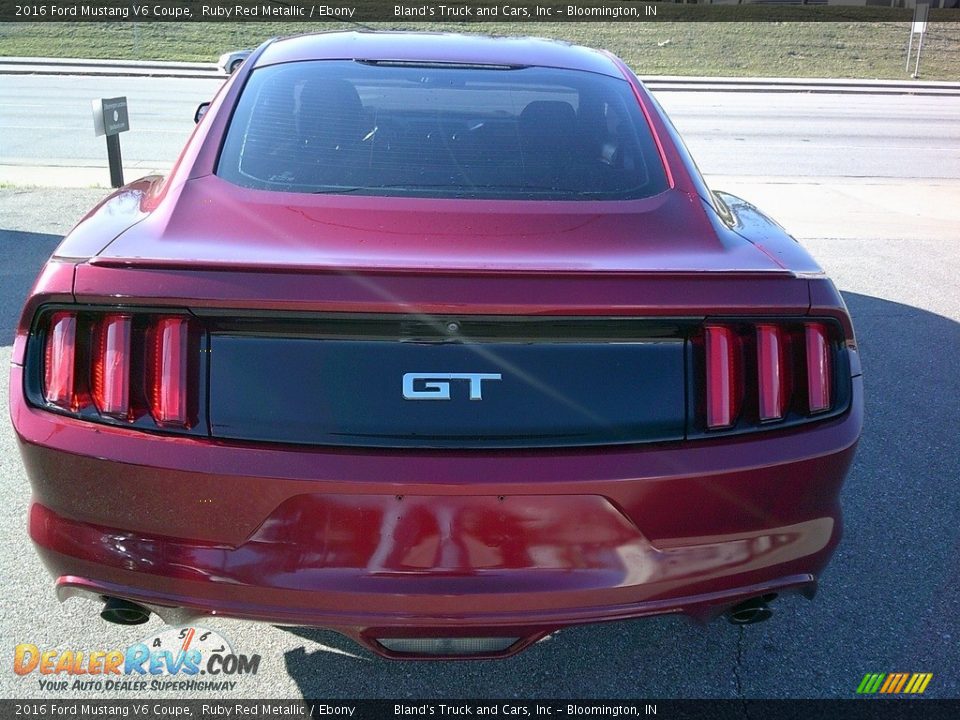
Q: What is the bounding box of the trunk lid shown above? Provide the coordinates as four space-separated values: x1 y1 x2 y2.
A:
95 175 787 274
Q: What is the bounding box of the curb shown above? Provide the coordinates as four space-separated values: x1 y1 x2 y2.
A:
0 163 173 189
3 57 960 94
0 56 218 71
0 67 220 79
642 74 960 96
0 56 221 79
642 83 960 96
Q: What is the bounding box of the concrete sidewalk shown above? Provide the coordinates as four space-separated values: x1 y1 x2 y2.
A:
0 163 173 189
3 56 960 95
4 164 957 249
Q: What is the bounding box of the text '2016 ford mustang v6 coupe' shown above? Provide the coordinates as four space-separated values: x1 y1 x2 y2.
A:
10 31 861 659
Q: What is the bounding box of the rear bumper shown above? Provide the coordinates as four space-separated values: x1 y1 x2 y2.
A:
13 365 862 657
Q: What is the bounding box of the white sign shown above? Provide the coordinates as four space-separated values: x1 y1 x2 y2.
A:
912 3 929 35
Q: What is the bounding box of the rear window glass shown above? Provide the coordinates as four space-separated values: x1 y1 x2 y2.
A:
217 60 669 200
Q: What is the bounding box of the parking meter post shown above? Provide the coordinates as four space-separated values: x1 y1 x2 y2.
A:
909 3 929 78
913 30 925 79
106 133 124 188
92 96 130 188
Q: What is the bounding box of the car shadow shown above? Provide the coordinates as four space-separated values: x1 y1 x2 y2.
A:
275 292 960 698
1 230 62 344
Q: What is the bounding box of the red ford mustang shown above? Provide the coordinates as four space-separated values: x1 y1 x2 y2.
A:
10 32 862 659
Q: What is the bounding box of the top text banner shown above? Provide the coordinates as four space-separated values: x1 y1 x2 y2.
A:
2 1 958 24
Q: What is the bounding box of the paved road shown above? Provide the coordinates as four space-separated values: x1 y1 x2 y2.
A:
1 75 959 701
2 75 960 179
0 75 216 170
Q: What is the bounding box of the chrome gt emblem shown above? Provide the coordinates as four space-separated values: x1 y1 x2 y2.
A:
403 372 502 401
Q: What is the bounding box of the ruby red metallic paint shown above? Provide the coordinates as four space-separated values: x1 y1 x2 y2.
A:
10 32 862 659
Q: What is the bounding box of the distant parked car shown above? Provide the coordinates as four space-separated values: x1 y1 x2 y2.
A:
217 49 251 75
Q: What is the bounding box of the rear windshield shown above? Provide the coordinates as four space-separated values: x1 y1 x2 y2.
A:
217 60 669 201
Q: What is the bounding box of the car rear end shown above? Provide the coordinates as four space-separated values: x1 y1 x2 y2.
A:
10 33 862 659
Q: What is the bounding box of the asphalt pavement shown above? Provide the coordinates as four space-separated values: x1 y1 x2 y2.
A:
0 74 958 701
3 75 960 181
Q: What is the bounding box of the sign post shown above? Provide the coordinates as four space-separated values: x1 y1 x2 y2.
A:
906 2 930 78
91 96 130 188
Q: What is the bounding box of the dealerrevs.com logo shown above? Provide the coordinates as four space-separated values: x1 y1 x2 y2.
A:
13 627 260 692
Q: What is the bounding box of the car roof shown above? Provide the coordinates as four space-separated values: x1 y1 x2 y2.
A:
254 31 625 78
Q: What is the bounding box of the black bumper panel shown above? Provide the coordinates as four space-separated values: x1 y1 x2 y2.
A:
208 336 686 448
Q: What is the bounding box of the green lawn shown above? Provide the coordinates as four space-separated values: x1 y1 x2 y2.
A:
2 20 959 80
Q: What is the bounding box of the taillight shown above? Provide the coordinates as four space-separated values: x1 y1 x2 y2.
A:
705 325 742 429
42 312 77 410
805 322 832 413
701 319 840 432
148 317 190 427
91 314 132 418
756 324 788 421
34 308 196 432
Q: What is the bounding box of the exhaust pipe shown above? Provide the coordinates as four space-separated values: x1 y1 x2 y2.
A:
725 594 776 625
101 597 150 625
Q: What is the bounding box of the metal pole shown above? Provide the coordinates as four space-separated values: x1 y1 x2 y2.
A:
105 133 124 188
914 30 925 79
906 30 915 73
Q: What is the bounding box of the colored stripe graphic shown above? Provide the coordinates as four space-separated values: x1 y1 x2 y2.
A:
857 673 933 694
880 673 907 693
857 673 886 694
911 673 934 694
856 674 875 694
893 673 909 693
879 674 897 693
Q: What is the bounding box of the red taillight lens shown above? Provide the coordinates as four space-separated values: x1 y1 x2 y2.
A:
91 314 132 418
36 309 199 431
705 324 741 429
805 322 832 413
148 317 190 426
756 324 788 421
43 311 77 410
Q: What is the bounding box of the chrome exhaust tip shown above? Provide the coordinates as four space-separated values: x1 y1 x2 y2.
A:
100 597 150 625
726 594 776 625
